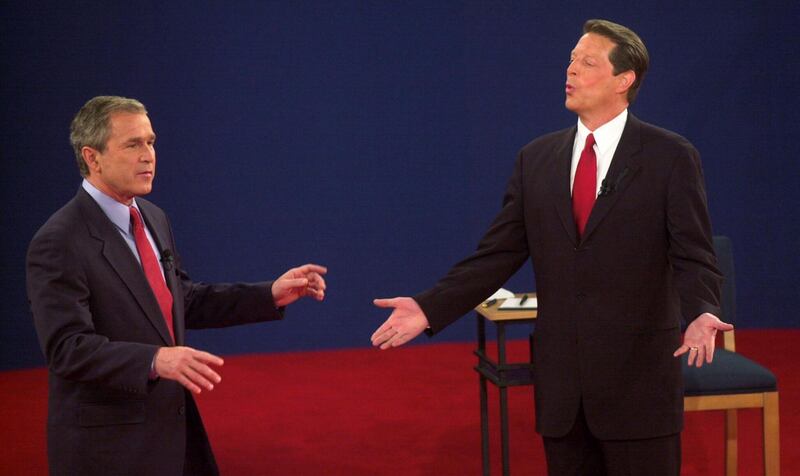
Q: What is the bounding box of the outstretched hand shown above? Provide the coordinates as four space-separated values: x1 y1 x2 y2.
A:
154 346 224 394
271 263 328 307
673 312 734 367
371 297 429 350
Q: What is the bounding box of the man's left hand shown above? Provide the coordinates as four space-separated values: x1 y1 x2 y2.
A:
271 263 328 307
673 313 734 367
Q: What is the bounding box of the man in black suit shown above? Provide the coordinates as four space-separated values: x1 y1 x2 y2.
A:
371 19 732 475
27 95 327 475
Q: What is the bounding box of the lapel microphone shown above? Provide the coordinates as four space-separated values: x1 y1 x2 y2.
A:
160 249 174 271
599 167 630 197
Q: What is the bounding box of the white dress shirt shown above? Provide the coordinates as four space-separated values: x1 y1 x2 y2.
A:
569 109 628 196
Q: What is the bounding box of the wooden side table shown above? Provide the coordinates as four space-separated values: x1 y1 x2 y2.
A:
474 294 537 476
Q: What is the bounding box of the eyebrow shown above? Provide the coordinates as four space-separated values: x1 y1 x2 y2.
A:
125 134 156 143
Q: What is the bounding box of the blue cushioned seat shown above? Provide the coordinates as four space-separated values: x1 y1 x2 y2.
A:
681 236 780 475
683 349 777 396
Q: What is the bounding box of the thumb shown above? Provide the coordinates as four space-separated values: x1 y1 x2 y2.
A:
715 321 734 331
373 298 397 308
282 278 309 289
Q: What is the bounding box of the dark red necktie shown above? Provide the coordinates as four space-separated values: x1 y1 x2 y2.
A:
572 133 597 237
130 207 174 343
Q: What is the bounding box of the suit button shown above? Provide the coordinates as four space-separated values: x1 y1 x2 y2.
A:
178 405 185 416
576 293 586 299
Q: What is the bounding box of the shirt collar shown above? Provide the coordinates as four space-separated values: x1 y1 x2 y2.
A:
82 179 141 235
576 109 628 157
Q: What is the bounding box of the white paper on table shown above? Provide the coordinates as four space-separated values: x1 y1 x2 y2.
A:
485 288 515 302
498 296 537 310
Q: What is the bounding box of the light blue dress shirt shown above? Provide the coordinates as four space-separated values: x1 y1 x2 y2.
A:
82 179 167 280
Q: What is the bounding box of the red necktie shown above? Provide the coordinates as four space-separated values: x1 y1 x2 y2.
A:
572 133 597 237
130 207 174 343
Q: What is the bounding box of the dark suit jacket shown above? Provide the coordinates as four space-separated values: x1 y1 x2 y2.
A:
26 188 283 475
415 114 722 440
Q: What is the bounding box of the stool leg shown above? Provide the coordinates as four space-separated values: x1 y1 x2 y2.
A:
480 375 490 476
724 409 737 476
763 392 780 476
500 386 510 476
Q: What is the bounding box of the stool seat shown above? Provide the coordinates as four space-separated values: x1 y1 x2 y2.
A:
683 348 777 397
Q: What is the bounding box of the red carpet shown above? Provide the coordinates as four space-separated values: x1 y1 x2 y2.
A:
1 329 798 475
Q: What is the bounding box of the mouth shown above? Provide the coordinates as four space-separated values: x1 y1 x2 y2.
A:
565 83 575 94
137 171 154 178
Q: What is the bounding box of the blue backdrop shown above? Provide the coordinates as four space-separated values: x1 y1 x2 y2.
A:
2 1 798 370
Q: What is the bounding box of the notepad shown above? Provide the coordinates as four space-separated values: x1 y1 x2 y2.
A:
498 296 537 310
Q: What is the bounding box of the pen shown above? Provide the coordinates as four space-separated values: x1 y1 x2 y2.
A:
519 294 528 305
481 298 498 308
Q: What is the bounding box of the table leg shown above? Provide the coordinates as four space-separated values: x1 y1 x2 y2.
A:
480 375 490 476
477 313 490 475
500 386 510 476
498 324 510 476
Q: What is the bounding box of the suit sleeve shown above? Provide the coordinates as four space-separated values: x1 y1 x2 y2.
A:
414 151 530 334
179 270 283 330
164 234 284 330
665 142 723 323
26 226 158 395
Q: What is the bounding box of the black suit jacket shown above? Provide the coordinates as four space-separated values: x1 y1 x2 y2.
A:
415 114 722 440
26 188 283 475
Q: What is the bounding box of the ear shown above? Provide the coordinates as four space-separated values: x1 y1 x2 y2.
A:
81 146 101 174
616 70 636 95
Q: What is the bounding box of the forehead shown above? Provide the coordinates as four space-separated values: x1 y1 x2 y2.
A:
108 112 154 138
572 32 616 57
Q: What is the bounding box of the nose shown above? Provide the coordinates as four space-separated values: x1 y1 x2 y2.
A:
141 144 155 162
567 61 578 76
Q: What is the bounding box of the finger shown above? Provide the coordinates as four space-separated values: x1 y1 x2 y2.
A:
371 328 395 346
380 332 400 350
184 366 216 391
296 264 328 275
371 331 391 347
373 298 398 308
193 350 225 367
189 360 223 385
307 273 327 289
672 345 688 357
303 288 325 301
177 374 203 394
693 347 706 368
372 325 401 346
371 318 396 340
687 347 697 366
706 340 715 364
391 333 408 348
307 288 325 300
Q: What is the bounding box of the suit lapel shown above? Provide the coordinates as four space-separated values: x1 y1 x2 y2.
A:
552 126 579 245
580 114 643 242
76 190 175 346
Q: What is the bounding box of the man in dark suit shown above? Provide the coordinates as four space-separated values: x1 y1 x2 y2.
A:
371 19 732 475
27 95 328 475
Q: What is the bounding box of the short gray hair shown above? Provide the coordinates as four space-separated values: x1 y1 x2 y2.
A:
70 96 147 177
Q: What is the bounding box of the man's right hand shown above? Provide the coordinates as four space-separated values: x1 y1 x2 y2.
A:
370 297 430 350
154 346 224 394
